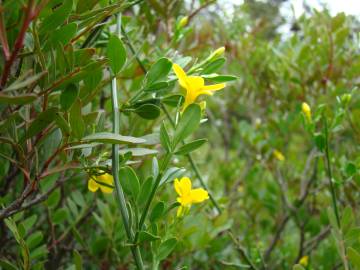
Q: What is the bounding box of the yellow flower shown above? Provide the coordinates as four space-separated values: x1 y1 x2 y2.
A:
88 172 114 193
302 102 311 121
174 177 209 217
172 63 226 110
273 150 285 161
299 255 309 267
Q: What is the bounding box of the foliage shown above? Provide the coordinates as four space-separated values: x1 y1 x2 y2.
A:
0 0 359 270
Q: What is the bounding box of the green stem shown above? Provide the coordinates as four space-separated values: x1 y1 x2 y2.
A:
135 152 172 242
120 26 222 214
111 14 144 270
162 104 222 214
323 116 340 226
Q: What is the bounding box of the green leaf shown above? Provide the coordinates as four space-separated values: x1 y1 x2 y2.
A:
26 231 43 250
39 0 73 33
73 250 83 270
119 166 140 198
4 71 47 92
118 148 158 156
160 167 186 186
26 108 58 139
348 247 360 269
314 133 325 152
107 35 127 74
46 22 78 49
0 93 37 105
174 139 207 155
82 132 146 144
137 177 154 207
203 74 238 83
174 104 201 146
134 104 161 119
345 162 357 177
162 94 184 107
157 238 177 261
0 259 18 270
202 57 226 74
60 84 79 111
144 81 169 92
21 215 38 233
341 206 354 233
150 201 165 223
54 112 71 136
138 231 161 244
52 208 68 224
69 99 85 139
145 58 172 86
160 122 171 152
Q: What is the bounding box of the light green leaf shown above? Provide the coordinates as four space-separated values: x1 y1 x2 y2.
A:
150 201 165 223
69 99 85 139
107 35 127 74
157 238 177 261
138 231 161 244
118 148 158 156
119 166 140 198
174 139 207 155
82 132 146 144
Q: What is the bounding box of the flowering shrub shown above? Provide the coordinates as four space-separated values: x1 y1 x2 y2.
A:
0 1 359 270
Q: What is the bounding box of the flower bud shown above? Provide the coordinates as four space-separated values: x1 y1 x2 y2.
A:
208 46 226 62
302 102 311 121
341 93 351 106
273 150 285 161
179 16 188 28
299 255 309 267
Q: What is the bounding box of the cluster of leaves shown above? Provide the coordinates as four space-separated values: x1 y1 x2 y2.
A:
0 0 359 270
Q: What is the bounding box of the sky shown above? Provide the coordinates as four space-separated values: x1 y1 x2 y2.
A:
220 0 360 17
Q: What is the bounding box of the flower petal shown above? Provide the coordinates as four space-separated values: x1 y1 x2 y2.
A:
173 63 188 89
187 76 205 91
88 178 99 192
179 177 192 195
190 188 209 203
99 185 114 194
201 83 226 92
97 173 114 186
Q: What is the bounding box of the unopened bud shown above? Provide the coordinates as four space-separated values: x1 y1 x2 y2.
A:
302 102 311 121
179 16 188 28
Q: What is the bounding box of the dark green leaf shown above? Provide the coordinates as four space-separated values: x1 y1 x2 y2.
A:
137 177 154 207
69 99 85 139
26 108 58 139
145 58 172 86
162 94 184 107
40 0 73 33
134 104 161 119
144 81 169 92
138 231 161 244
60 84 79 111
150 201 165 222
174 104 201 146
160 122 171 152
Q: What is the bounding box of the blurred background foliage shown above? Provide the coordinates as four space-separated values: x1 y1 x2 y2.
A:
0 0 359 269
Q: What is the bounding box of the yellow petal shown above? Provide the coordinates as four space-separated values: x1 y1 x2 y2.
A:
201 83 226 92
174 177 192 196
172 63 188 89
190 188 209 203
99 185 114 194
88 178 99 192
97 173 114 186
187 76 205 91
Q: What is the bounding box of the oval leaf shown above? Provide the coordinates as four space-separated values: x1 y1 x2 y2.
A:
107 35 127 74
82 132 146 144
